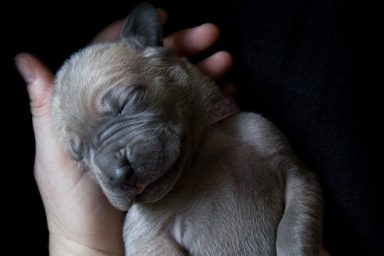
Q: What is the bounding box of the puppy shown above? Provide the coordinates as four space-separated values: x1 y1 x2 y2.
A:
52 2 323 255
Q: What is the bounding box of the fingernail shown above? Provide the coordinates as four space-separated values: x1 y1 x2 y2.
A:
15 55 36 84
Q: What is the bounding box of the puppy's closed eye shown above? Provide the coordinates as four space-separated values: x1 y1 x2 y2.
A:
100 84 149 116
68 135 83 161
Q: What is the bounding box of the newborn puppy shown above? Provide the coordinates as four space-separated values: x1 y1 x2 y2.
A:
52 2 323 255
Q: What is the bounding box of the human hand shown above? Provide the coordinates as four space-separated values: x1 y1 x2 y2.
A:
15 10 232 256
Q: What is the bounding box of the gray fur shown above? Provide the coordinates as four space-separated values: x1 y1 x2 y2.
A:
52 2 323 255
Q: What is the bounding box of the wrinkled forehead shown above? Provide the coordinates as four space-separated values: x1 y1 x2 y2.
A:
53 41 174 118
65 43 145 82
56 43 151 98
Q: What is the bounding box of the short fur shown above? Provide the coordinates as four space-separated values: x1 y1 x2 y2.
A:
52 2 323 255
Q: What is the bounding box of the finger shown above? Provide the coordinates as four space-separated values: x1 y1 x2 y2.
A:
164 23 219 57
14 52 58 152
92 9 167 43
197 51 233 80
15 53 54 119
15 53 81 182
92 19 125 43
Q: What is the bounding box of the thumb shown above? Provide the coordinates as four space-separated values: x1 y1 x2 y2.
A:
14 53 68 170
15 53 54 119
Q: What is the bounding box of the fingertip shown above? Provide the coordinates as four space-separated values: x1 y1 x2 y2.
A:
164 23 220 56
197 23 220 41
15 53 54 113
198 51 233 80
15 53 36 84
92 19 125 43
15 53 53 82
188 23 220 51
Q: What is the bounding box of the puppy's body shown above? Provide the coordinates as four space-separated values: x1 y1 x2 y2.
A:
123 112 322 256
52 3 323 255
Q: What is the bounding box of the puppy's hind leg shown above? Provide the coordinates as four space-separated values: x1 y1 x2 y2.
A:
276 166 323 256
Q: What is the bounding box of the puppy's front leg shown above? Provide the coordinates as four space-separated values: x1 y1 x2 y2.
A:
276 166 323 256
125 235 187 256
124 207 187 256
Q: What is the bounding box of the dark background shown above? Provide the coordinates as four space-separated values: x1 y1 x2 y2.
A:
5 0 382 255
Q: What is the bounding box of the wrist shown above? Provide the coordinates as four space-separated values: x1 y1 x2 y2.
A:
49 234 124 256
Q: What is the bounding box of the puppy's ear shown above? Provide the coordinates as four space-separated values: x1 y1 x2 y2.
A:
121 2 163 48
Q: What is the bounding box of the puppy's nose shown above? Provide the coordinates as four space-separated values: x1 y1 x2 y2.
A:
112 165 137 188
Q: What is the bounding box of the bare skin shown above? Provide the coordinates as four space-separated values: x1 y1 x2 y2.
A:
15 9 329 256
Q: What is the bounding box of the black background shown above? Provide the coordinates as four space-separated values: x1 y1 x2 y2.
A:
4 0 383 255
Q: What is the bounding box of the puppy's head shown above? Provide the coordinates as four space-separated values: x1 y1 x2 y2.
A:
52 2 215 210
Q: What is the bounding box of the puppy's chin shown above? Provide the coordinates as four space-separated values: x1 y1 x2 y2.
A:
136 160 184 203
102 175 180 210
101 185 140 211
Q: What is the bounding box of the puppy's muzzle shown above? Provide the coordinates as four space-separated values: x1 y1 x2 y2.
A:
111 164 138 189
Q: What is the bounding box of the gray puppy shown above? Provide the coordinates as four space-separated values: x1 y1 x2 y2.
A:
52 2 323 255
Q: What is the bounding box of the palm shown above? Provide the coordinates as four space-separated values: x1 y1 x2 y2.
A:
31 84 124 253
